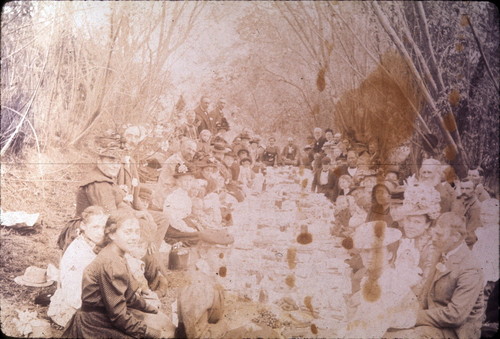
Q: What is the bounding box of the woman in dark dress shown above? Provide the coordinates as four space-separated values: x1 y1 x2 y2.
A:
62 210 174 338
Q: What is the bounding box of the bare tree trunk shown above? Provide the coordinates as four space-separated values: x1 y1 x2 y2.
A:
68 10 123 146
465 15 499 92
372 1 469 176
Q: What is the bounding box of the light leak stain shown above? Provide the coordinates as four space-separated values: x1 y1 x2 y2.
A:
287 247 297 269
341 237 353 250
362 269 382 302
316 67 326 92
297 225 313 245
218 266 227 277
299 166 305 176
285 275 295 288
444 144 457 161
219 252 224 259
301 178 309 189
444 166 457 184
443 112 458 132
310 324 318 334
460 14 470 27
362 221 387 302
448 89 461 108
304 296 315 317
333 166 342 177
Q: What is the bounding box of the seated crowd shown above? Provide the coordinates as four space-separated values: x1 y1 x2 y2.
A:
48 95 497 338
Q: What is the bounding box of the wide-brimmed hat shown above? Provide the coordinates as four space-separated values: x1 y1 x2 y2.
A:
97 145 125 159
14 266 54 287
393 181 441 220
237 148 250 157
240 157 252 165
94 134 126 159
352 221 401 249
195 156 218 169
173 162 195 178
216 121 229 131
224 151 237 158
213 143 231 154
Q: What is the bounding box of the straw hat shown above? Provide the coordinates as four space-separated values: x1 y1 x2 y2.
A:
213 143 230 154
195 156 218 169
393 180 441 221
237 148 250 157
240 157 252 165
14 266 54 287
352 221 401 249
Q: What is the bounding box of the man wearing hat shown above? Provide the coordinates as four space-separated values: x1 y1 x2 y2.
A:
346 221 419 338
234 132 250 155
230 135 243 155
209 98 229 133
385 212 484 339
212 142 230 163
220 150 245 202
238 157 255 192
152 138 197 210
195 153 237 225
281 137 300 166
212 121 230 146
262 137 280 167
237 148 250 163
301 144 313 169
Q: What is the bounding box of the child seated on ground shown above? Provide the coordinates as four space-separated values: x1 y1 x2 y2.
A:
48 206 108 327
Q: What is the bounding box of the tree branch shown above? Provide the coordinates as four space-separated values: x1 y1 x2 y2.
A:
465 15 499 92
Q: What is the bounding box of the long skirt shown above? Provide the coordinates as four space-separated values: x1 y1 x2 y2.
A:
62 308 134 339
62 308 172 339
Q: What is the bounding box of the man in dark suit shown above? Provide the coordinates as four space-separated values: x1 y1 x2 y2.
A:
311 156 339 202
209 98 228 132
452 179 482 249
386 212 484 339
262 137 280 167
311 127 327 170
335 150 362 186
194 96 215 135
